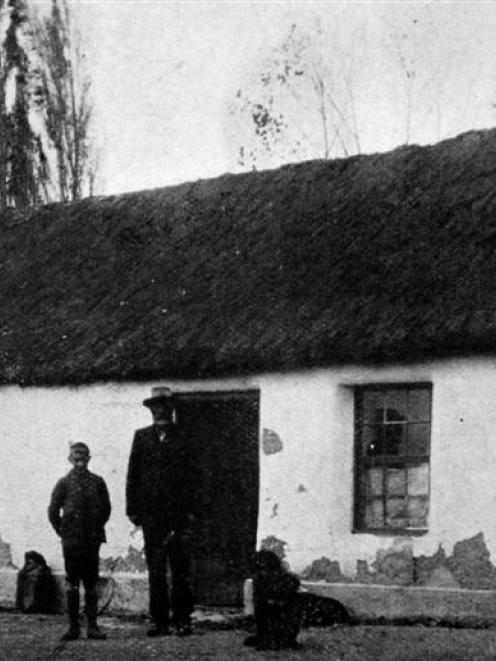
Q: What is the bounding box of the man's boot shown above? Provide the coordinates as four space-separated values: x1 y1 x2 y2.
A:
85 588 106 640
61 587 80 641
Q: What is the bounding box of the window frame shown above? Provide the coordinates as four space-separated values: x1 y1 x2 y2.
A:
353 382 432 536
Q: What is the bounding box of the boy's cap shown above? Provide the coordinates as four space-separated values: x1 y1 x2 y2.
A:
70 442 90 454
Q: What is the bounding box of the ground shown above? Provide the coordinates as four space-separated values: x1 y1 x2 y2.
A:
2 612 496 660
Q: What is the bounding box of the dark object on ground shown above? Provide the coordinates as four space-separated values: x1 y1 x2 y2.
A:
61 626 80 641
87 624 107 639
299 592 352 627
15 551 57 614
147 625 171 637
176 622 192 636
244 549 302 651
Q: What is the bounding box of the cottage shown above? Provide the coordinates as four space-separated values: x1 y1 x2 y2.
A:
2 129 496 617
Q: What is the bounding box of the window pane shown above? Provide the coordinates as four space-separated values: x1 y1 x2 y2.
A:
407 463 429 496
364 423 406 456
365 498 384 528
383 423 406 455
386 497 408 528
385 390 408 420
362 391 385 423
408 423 430 455
366 467 383 496
362 425 379 456
386 468 407 496
408 389 431 422
407 496 428 527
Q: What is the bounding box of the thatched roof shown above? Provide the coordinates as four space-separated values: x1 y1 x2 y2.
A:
2 128 496 385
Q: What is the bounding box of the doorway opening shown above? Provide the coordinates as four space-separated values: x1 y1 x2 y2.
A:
175 389 260 606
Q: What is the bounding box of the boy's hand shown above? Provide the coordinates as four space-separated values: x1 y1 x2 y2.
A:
128 515 142 527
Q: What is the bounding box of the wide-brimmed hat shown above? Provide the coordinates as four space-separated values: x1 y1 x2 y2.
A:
143 386 175 408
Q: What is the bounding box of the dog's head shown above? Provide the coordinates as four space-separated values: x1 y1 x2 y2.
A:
255 549 284 574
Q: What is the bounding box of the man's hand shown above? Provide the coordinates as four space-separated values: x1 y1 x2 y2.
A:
181 513 195 541
161 530 176 548
181 527 194 542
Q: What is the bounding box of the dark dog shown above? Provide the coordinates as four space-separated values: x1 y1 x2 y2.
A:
244 549 302 651
299 591 351 627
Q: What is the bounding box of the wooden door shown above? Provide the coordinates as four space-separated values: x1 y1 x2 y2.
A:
175 390 259 606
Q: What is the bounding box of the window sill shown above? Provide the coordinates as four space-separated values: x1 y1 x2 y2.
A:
352 528 428 537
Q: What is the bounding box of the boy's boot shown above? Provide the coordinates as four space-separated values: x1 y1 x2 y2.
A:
85 588 106 640
61 587 80 641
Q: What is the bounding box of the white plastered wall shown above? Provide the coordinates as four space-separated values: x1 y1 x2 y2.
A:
1 356 496 578
257 356 496 576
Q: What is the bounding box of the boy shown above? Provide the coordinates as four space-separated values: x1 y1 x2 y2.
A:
48 442 111 641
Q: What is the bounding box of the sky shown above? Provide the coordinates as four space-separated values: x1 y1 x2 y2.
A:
58 1 496 196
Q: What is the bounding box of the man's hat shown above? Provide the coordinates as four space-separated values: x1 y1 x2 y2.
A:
143 386 175 408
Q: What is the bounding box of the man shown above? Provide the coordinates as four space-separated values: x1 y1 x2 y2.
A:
126 386 196 637
48 442 111 641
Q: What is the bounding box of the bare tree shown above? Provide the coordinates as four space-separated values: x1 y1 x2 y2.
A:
380 8 458 147
32 0 96 201
229 21 361 171
229 8 476 172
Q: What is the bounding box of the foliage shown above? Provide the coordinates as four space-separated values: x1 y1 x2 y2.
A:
0 0 96 210
0 0 48 209
32 0 96 201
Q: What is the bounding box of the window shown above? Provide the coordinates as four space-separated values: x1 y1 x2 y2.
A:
354 383 432 534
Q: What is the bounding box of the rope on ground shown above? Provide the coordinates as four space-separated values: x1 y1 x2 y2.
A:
43 639 69 661
97 557 119 615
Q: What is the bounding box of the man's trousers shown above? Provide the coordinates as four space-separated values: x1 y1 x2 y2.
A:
142 521 194 628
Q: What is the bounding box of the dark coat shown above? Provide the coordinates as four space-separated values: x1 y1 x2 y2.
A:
126 424 195 531
48 469 111 550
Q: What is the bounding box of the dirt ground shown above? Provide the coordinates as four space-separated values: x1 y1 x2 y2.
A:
3 612 496 661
